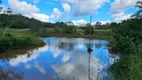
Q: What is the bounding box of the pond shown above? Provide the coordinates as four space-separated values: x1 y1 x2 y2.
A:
0 37 118 80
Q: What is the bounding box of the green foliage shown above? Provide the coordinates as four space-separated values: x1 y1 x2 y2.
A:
63 26 76 34
110 17 142 80
132 1 142 18
113 18 142 52
0 33 33 53
85 23 95 35
0 14 55 36
35 27 49 37
54 26 61 33
53 22 76 34
0 14 54 29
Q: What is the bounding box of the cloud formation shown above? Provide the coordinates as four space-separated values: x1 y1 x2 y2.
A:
112 12 131 22
8 0 50 22
62 3 71 12
62 0 110 17
72 19 87 26
110 0 141 14
8 0 39 14
109 0 140 22
50 8 63 20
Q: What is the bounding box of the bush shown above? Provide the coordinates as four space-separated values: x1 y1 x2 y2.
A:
110 18 142 80
0 33 32 53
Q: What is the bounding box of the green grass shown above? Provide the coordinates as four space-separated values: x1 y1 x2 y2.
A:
0 28 45 54
45 28 112 40
0 28 112 40
0 28 38 38
92 29 112 40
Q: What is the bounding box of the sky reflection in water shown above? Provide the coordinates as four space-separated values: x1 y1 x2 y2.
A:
0 37 117 80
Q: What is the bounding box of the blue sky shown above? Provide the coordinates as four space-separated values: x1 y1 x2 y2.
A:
1 0 140 25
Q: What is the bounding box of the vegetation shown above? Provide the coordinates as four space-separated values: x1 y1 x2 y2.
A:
84 23 95 35
53 22 76 34
110 2 142 79
0 1 112 53
132 1 142 18
0 33 45 53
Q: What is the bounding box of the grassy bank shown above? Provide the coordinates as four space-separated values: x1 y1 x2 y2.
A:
0 28 45 53
46 28 112 40
0 28 38 38
0 27 111 54
0 28 112 40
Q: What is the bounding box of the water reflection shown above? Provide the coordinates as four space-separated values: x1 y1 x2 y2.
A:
0 37 117 80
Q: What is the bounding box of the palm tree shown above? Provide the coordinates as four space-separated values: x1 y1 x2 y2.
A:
132 1 142 18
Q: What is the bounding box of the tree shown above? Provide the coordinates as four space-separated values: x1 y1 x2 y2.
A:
95 22 101 28
6 8 12 13
85 23 95 35
132 1 142 18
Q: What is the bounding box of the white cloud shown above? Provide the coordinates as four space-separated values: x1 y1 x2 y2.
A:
23 13 49 22
0 5 10 14
8 0 39 14
110 0 142 14
101 21 111 24
92 20 111 25
109 0 140 22
25 64 31 69
72 19 87 26
112 12 131 22
62 3 71 12
50 8 62 20
62 53 70 63
62 0 110 16
34 62 46 74
51 51 103 80
9 50 39 66
8 0 50 22
9 45 49 66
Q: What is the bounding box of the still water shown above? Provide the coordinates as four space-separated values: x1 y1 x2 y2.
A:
0 37 118 80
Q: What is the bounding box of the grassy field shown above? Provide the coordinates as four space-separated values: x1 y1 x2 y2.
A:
0 28 37 38
46 28 112 40
0 28 112 40
92 29 112 40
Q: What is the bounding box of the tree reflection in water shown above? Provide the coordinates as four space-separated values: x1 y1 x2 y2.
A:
0 38 115 80
0 66 24 80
